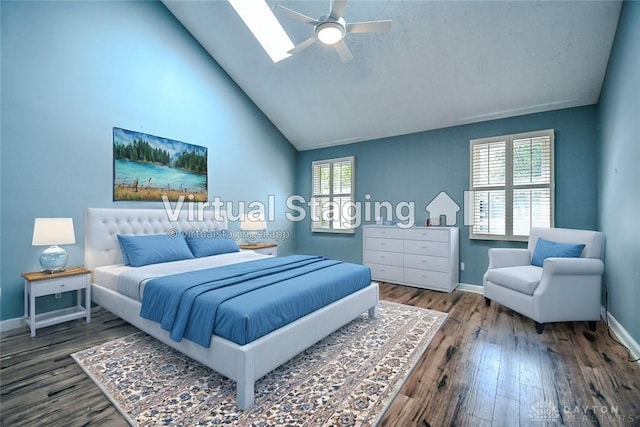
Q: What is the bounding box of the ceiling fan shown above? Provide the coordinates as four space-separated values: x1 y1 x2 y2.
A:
274 0 392 63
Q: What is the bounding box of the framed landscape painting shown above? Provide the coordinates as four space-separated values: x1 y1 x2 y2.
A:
113 127 207 202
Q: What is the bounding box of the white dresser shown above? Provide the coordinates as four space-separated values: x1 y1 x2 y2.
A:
363 225 459 292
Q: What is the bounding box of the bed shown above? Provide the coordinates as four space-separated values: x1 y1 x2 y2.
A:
84 207 379 409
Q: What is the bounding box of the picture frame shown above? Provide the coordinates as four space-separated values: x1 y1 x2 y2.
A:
113 127 207 202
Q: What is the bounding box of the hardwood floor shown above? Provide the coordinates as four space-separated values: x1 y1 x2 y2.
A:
378 284 640 427
1 310 137 426
1 284 639 426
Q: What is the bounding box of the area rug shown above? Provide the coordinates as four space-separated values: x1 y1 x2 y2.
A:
72 301 447 426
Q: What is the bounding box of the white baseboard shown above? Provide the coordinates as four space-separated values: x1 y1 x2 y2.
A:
601 306 640 363
0 317 25 334
0 306 103 335
456 283 484 295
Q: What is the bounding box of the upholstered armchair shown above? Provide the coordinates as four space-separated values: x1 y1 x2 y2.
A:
483 227 605 333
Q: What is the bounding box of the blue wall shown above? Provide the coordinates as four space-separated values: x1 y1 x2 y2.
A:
296 106 599 286
1 0 636 349
597 1 640 344
0 1 297 320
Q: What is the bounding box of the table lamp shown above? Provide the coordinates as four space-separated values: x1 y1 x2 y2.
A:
32 218 76 273
240 216 266 243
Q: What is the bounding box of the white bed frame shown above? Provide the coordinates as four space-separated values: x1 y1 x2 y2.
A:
84 208 379 409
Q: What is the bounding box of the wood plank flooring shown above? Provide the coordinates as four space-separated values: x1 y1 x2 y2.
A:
1 283 639 426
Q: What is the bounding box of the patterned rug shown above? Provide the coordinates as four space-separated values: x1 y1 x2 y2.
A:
72 301 447 426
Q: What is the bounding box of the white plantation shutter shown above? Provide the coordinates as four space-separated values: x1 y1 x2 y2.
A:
512 134 553 236
471 140 506 236
311 156 355 233
470 130 554 240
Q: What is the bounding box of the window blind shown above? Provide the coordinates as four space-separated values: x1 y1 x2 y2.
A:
470 130 554 240
311 156 355 233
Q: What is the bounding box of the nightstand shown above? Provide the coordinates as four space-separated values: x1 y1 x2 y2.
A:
22 266 91 337
239 243 278 256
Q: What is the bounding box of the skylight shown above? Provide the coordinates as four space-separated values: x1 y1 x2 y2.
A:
228 0 295 63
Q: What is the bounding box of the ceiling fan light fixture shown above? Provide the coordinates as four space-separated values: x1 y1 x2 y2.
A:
316 21 345 45
274 0 391 62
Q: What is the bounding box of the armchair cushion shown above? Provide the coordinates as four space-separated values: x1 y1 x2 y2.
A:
531 238 585 267
485 265 542 295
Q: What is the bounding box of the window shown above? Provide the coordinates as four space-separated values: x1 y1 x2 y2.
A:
311 156 355 233
470 129 554 241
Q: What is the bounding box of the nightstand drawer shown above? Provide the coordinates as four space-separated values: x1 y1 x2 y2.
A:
31 275 87 296
257 246 277 256
239 244 277 256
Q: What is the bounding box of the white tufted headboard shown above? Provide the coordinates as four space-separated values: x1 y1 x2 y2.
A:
84 208 228 270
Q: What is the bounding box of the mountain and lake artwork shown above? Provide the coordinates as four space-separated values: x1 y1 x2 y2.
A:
113 127 207 202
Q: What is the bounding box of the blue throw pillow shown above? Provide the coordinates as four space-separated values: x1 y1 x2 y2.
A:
531 238 586 267
185 233 239 258
117 233 194 267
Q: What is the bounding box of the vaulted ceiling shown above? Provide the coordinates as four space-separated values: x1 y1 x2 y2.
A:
163 0 622 151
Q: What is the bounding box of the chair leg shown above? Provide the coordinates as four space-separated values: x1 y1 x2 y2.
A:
587 321 597 332
535 322 544 334
484 297 491 307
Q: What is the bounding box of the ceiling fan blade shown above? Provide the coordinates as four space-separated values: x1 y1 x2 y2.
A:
273 4 317 25
347 20 392 34
330 0 348 19
288 36 317 55
334 39 353 63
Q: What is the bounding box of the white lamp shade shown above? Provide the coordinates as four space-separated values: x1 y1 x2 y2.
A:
32 218 76 246
241 216 266 231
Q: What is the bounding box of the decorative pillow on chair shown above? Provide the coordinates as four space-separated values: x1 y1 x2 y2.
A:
531 238 586 267
185 234 239 258
117 233 194 267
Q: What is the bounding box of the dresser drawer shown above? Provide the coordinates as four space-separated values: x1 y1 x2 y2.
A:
403 228 450 242
403 254 449 273
367 263 403 282
364 227 403 239
403 268 451 291
31 275 87 297
403 239 449 256
365 237 403 253
365 250 403 267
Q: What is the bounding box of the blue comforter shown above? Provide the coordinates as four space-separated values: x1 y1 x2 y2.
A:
140 255 371 347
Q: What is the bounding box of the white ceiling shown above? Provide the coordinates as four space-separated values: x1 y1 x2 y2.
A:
163 0 622 151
